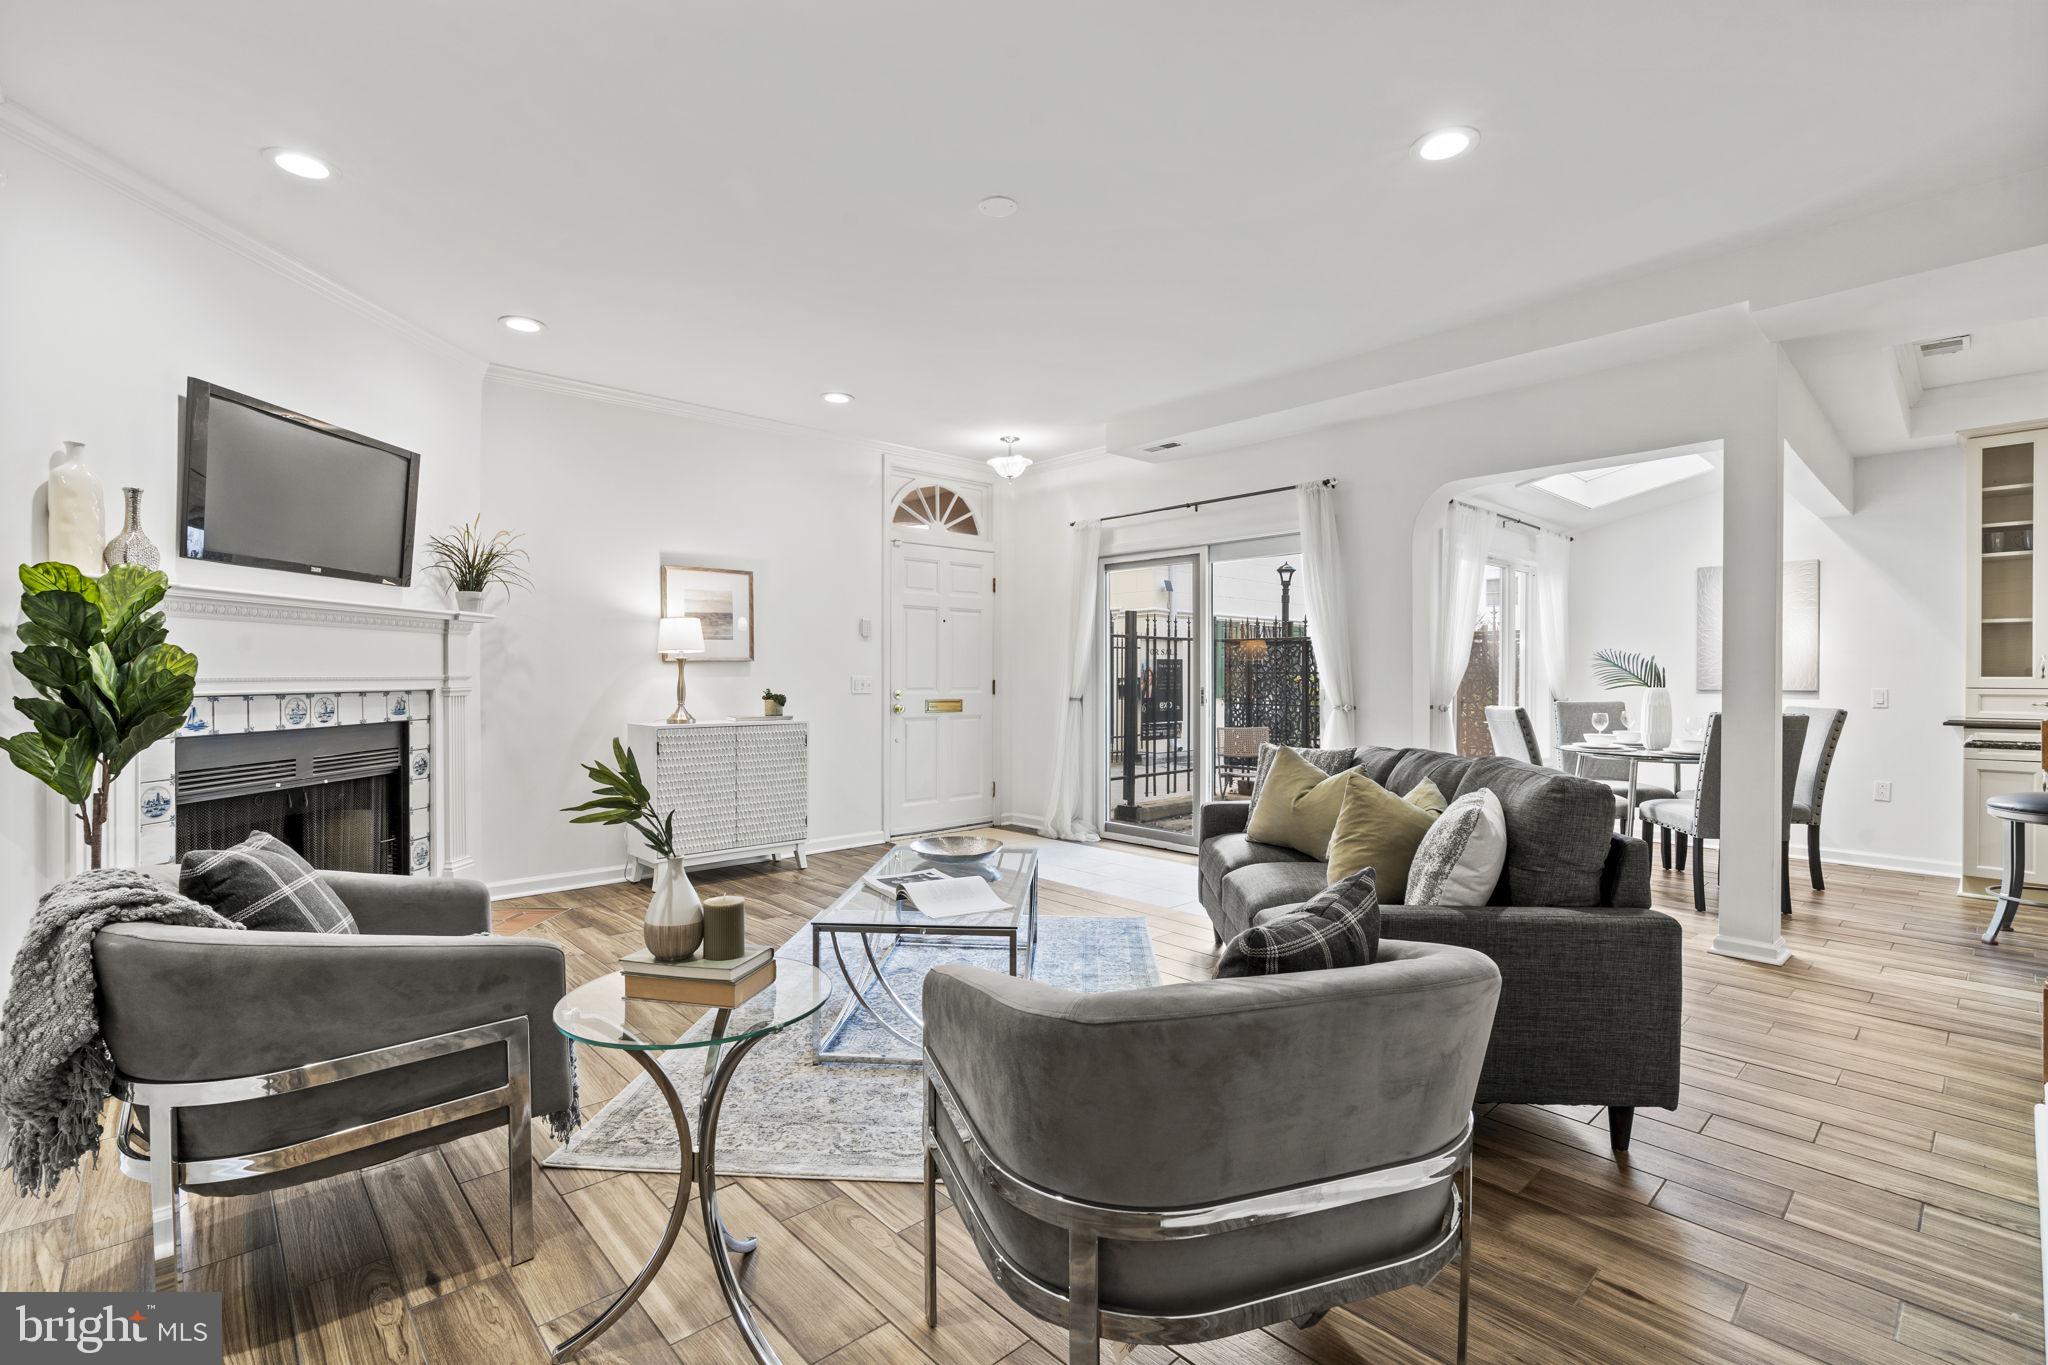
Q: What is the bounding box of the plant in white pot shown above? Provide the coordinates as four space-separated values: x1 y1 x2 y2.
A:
423 516 532 613
1592 648 1671 750
564 738 702 960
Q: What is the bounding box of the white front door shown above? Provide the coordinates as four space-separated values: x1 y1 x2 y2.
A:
888 540 995 834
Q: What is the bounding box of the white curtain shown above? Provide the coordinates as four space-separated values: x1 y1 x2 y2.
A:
1429 503 1495 749
1296 481 1359 748
1529 531 1570 763
1044 519 1104 841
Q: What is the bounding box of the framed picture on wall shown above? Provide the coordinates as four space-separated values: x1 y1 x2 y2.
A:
660 565 755 661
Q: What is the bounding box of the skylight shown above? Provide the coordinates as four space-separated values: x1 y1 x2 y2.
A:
1526 453 1715 510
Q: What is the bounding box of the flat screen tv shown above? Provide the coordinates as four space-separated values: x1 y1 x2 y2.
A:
179 378 422 586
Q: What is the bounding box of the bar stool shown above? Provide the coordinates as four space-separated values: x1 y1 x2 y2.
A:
1981 792 2048 944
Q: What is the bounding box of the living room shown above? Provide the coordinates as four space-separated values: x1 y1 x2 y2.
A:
3 4 2048 1365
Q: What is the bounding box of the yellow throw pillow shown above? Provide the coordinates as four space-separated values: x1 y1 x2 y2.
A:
1245 747 1354 858
1326 774 1443 899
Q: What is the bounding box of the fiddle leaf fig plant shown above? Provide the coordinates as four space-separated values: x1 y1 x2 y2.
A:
563 736 677 859
3 563 198 868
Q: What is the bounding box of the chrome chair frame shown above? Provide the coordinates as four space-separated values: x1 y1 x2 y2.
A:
114 1016 533 1292
922 1053 1475 1365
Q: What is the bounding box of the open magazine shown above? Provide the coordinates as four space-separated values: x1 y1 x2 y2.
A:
862 867 1008 917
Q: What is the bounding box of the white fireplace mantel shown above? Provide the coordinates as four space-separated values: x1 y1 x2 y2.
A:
105 582 490 882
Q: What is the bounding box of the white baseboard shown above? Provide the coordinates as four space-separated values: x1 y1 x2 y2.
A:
489 830 892 901
998 812 1051 835
1801 845 1958 881
488 865 626 901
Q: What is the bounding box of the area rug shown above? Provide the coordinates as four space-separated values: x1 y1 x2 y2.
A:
544 915 1160 1182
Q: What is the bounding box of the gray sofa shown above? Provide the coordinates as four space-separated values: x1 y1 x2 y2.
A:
1199 744 1680 1151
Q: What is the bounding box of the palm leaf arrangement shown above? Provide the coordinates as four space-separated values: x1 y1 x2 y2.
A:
1591 648 1667 690
422 516 533 595
563 737 677 858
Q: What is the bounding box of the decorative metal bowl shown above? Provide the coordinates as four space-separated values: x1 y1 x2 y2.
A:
909 834 1004 864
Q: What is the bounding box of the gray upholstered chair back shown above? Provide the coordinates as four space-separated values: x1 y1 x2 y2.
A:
1687 712 1810 843
1554 699 1630 779
1785 706 1847 820
1483 705 1540 764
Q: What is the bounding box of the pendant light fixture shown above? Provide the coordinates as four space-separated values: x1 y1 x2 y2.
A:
988 435 1032 481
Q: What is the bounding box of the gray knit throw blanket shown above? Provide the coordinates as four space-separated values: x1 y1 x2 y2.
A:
0 869 240 1198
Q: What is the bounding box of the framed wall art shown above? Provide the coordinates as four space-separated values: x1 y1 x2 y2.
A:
660 564 755 661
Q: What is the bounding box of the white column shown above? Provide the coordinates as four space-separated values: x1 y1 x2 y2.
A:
439 616 485 879
1712 341 1789 964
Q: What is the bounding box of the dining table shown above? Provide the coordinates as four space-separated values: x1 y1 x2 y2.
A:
1558 739 1703 825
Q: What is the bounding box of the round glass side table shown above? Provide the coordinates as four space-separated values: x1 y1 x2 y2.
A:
550 965 833 1363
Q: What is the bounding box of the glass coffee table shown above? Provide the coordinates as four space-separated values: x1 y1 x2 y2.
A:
810 844 1039 1062
551 965 832 1364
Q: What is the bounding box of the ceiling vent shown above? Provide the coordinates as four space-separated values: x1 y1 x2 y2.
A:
1143 440 1182 454
1917 334 1971 359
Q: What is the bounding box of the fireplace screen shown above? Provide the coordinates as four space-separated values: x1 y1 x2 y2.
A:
176 723 407 875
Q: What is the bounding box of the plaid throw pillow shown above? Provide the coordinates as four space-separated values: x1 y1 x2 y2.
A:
180 832 359 935
1215 867 1379 977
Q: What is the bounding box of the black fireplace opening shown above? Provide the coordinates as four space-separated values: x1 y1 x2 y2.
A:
176 723 408 874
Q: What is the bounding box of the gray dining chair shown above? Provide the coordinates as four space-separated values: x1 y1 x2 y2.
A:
1483 704 1541 763
1550 700 1676 833
922 943 1502 1364
1639 712 1810 916
1784 706 1848 890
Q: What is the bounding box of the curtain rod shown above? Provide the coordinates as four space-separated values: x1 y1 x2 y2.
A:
1072 477 1336 528
1449 498 1573 542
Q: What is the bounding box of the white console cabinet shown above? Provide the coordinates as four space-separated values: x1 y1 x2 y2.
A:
624 719 809 879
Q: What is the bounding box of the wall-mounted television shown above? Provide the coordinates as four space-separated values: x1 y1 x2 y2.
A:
179 378 422 586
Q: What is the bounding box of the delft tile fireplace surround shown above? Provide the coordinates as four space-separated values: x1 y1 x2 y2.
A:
104 583 487 882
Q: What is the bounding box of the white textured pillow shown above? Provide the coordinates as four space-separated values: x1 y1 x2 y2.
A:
1404 789 1507 906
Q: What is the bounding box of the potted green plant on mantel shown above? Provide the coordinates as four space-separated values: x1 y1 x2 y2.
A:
423 516 532 613
761 688 787 717
564 738 702 961
1 563 198 870
1592 648 1671 750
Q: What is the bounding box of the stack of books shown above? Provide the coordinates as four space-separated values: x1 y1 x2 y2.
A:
622 944 776 1006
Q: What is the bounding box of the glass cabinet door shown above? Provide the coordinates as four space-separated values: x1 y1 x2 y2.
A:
1977 435 2038 682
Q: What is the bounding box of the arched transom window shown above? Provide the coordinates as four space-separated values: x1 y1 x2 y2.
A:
892 483 979 536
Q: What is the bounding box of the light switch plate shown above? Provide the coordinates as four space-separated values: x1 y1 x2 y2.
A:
1871 688 1889 709
850 676 874 695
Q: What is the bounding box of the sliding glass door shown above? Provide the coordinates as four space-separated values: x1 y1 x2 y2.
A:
1454 558 1534 756
1102 555 1202 847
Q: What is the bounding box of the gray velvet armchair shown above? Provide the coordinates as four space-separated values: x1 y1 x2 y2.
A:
921 942 1502 1364
92 871 574 1291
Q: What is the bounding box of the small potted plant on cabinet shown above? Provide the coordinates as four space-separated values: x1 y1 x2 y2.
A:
761 688 787 718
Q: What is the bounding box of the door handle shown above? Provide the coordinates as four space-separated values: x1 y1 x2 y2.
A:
892 704 904 714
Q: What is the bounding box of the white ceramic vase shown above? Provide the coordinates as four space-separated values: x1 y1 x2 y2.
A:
47 441 105 571
645 856 704 961
455 590 486 613
1639 687 1674 750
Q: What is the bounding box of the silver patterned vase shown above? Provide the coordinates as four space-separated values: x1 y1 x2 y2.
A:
103 487 160 569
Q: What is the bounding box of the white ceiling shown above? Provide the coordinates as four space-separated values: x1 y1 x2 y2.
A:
5 1 2046 459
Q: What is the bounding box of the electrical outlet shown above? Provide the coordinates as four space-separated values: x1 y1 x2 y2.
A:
1873 780 1893 803
1871 688 1890 709
850 676 874 695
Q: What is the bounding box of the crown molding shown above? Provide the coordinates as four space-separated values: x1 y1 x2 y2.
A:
485 364 964 465
0 98 480 366
1030 445 1114 472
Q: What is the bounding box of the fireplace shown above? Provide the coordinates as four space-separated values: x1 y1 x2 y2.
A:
176 724 409 874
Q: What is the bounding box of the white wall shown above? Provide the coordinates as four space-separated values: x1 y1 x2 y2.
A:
477 379 904 895
1566 449 1963 874
0 129 485 967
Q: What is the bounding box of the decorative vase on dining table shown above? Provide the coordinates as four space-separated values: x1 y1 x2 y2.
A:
645 856 704 961
1639 687 1673 750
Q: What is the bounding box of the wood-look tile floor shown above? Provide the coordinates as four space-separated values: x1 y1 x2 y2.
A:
6 844 2044 1363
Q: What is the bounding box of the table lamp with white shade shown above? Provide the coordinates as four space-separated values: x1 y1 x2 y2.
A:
657 615 705 723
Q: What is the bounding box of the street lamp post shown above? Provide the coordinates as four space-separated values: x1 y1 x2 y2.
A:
1277 561 1296 632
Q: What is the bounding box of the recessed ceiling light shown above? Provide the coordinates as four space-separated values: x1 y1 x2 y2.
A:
265 147 331 180
821 391 855 405
1413 127 1478 162
498 315 545 333
978 195 1018 218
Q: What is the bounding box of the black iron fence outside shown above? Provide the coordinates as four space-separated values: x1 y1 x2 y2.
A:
1214 617 1320 797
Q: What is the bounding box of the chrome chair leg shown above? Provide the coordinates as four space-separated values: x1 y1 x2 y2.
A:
1067 1229 1100 1365
148 1102 180 1292
923 1080 939 1329
506 1022 534 1265
1457 1154 1473 1365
